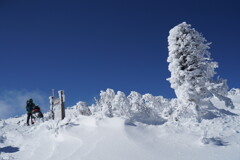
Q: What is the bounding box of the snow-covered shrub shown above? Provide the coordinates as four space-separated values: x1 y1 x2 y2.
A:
228 88 240 96
94 88 116 117
155 96 171 118
137 93 167 124
93 89 129 118
167 22 234 121
141 94 170 119
127 91 163 123
127 92 155 123
76 101 92 116
162 98 176 119
127 91 145 115
112 91 131 117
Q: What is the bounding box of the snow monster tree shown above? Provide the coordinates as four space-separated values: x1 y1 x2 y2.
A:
167 22 234 122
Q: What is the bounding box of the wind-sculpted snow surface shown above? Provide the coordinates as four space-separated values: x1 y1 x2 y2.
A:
0 108 240 159
0 88 240 160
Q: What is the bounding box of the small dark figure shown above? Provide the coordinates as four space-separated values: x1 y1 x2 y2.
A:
26 98 35 126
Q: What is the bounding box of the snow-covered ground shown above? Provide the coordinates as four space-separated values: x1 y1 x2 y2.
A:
1 90 240 160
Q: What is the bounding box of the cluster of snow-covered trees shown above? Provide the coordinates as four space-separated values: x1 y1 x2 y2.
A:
75 22 236 123
90 89 169 124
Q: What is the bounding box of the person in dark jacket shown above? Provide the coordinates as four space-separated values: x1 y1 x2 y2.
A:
26 98 35 125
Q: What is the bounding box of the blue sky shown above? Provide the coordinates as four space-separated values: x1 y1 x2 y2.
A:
0 0 239 118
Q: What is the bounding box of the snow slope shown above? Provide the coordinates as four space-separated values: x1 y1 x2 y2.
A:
1 91 240 160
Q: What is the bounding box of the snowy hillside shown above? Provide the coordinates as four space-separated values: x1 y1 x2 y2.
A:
1 89 240 160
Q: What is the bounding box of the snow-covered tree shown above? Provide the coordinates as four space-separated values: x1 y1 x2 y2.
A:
112 91 131 117
167 22 234 121
127 92 167 124
98 88 115 117
76 101 92 116
141 94 162 119
127 91 144 115
158 96 173 119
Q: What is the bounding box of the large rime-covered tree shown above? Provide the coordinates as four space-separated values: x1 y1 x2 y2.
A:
167 22 234 121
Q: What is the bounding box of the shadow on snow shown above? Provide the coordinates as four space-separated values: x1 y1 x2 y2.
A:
0 146 19 153
201 137 229 146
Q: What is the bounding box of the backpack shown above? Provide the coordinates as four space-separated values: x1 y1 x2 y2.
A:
32 106 40 113
32 105 44 118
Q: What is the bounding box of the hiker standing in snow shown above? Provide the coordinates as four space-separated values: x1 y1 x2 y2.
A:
26 98 35 126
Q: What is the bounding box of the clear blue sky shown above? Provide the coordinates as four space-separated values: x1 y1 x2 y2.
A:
0 0 239 118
